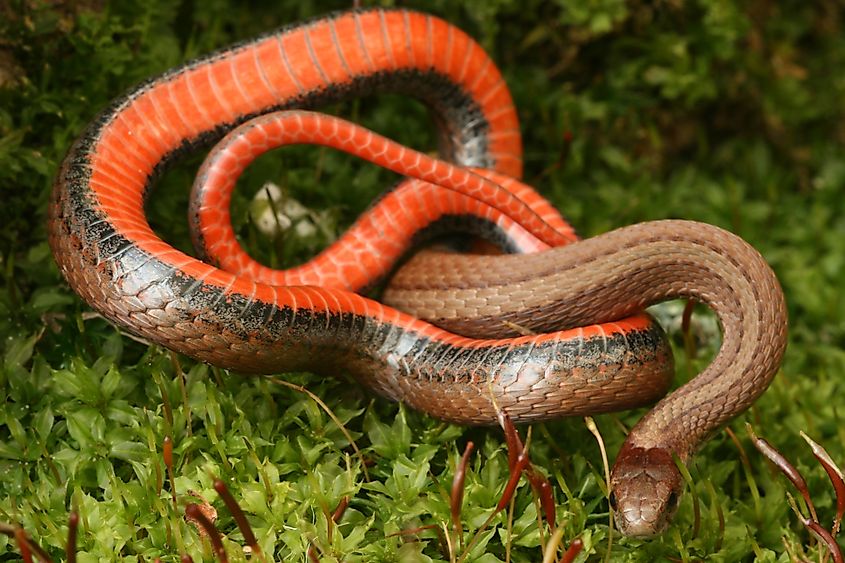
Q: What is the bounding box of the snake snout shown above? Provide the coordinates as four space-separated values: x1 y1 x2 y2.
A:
610 445 684 538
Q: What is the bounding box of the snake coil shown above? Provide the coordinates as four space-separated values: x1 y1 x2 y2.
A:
48 8 787 537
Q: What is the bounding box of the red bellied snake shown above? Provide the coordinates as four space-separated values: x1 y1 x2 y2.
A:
48 8 788 537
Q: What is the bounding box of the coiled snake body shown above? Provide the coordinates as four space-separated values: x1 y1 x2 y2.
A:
48 8 788 537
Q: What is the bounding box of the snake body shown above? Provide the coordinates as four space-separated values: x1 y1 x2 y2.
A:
48 8 788 537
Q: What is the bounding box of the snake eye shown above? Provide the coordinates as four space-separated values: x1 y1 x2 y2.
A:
608 491 618 511
666 491 678 510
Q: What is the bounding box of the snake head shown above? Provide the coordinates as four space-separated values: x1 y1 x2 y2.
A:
609 445 684 538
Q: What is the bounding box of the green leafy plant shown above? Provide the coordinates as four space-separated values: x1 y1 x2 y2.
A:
2 0 845 560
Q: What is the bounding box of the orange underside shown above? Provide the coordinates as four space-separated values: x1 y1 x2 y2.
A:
85 9 652 346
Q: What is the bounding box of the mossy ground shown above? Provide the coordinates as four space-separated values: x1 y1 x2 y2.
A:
1 1 844 561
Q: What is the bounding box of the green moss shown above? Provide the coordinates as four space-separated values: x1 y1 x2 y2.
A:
2 0 844 560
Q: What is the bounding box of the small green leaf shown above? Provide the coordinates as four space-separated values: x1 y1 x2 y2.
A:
109 440 148 462
33 405 54 442
100 365 121 399
0 439 23 460
29 290 74 311
66 407 106 449
365 406 410 459
4 333 37 371
4 414 27 449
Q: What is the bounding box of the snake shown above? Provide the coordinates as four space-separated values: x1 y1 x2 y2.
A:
47 8 788 537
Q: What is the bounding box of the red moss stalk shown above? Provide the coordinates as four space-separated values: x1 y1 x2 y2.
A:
497 453 530 512
14 527 33 563
213 479 263 559
66 511 78 563
163 436 177 508
559 538 583 563
185 504 228 562
747 424 818 522
800 431 845 535
451 441 475 536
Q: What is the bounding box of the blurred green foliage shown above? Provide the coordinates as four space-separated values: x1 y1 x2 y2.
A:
1 0 844 560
